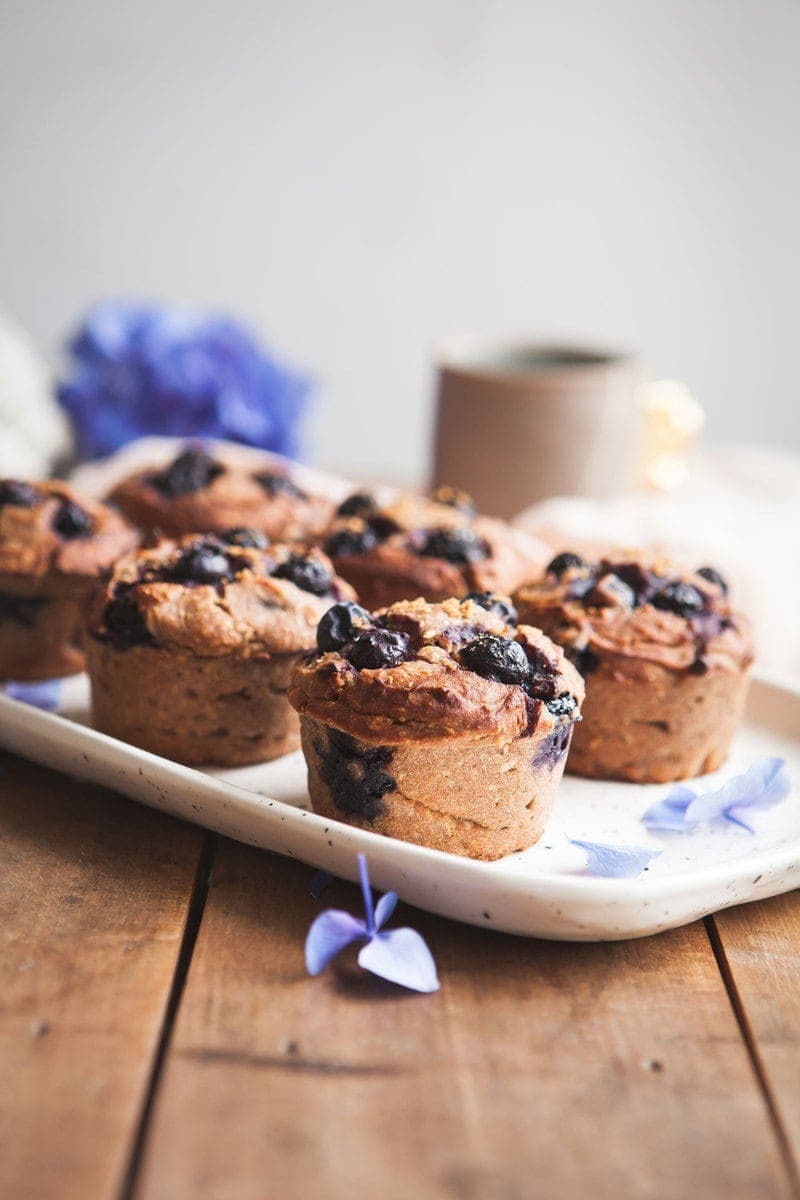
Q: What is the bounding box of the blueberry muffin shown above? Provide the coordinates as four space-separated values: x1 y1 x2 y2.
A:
288 594 584 860
0 479 138 680
107 447 333 541
514 552 753 783
85 532 355 765
322 486 547 611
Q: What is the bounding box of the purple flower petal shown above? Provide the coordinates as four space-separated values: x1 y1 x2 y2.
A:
357 928 440 993
688 757 789 831
304 855 440 992
641 785 696 832
304 910 366 975
569 838 661 879
374 890 398 930
4 679 62 711
643 758 790 836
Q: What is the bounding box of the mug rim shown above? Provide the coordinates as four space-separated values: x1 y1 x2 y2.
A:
435 335 637 382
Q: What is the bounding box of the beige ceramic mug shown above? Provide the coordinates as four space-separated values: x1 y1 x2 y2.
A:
431 339 646 518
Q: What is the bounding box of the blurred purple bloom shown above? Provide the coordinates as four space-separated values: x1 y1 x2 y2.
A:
569 838 661 879
309 869 334 900
57 299 310 461
305 854 440 993
4 679 62 711
643 757 790 835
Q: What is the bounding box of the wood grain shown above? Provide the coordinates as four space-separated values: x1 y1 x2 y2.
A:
713 893 800 1185
0 752 204 1200
136 843 794 1200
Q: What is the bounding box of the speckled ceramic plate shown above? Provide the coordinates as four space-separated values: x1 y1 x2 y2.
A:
0 674 797 941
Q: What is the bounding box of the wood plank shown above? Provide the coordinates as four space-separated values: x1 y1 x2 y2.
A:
0 752 205 1200
712 893 800 1186
136 843 794 1200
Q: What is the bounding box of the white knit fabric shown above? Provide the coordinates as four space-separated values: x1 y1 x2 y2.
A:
0 311 71 475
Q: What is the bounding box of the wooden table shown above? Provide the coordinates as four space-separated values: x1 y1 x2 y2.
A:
2 750 799 1200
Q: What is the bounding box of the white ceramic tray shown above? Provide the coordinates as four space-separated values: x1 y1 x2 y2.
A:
0 675 797 941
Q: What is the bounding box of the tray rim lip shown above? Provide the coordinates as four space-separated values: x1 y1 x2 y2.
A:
0 670 797 907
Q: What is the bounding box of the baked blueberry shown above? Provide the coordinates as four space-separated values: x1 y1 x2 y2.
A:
567 576 595 601
347 629 410 670
223 527 269 549
273 553 333 596
316 728 395 821
651 581 706 618
367 514 401 540
253 471 307 500
102 593 153 650
317 601 374 652
171 540 238 585
324 526 378 558
546 552 584 577
151 449 223 497
460 633 530 685
545 692 577 717
0 479 39 508
602 561 657 604
697 566 729 595
465 591 518 626
585 574 636 608
52 500 94 539
525 672 558 703
568 645 599 676
0 592 48 626
336 492 376 518
419 527 489 565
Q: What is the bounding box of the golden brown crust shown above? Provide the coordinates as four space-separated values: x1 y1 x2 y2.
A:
87 535 355 659
514 551 753 676
108 453 333 540
0 480 137 591
289 596 584 743
324 490 547 609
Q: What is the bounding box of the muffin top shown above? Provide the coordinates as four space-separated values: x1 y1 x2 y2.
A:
0 478 137 588
514 551 753 676
107 447 334 540
321 486 547 604
88 531 355 659
288 594 584 744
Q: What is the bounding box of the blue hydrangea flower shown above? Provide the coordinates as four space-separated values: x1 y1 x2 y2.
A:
57 300 310 461
305 855 440 993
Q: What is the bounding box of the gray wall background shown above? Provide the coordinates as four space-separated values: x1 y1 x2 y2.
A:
1 0 798 479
